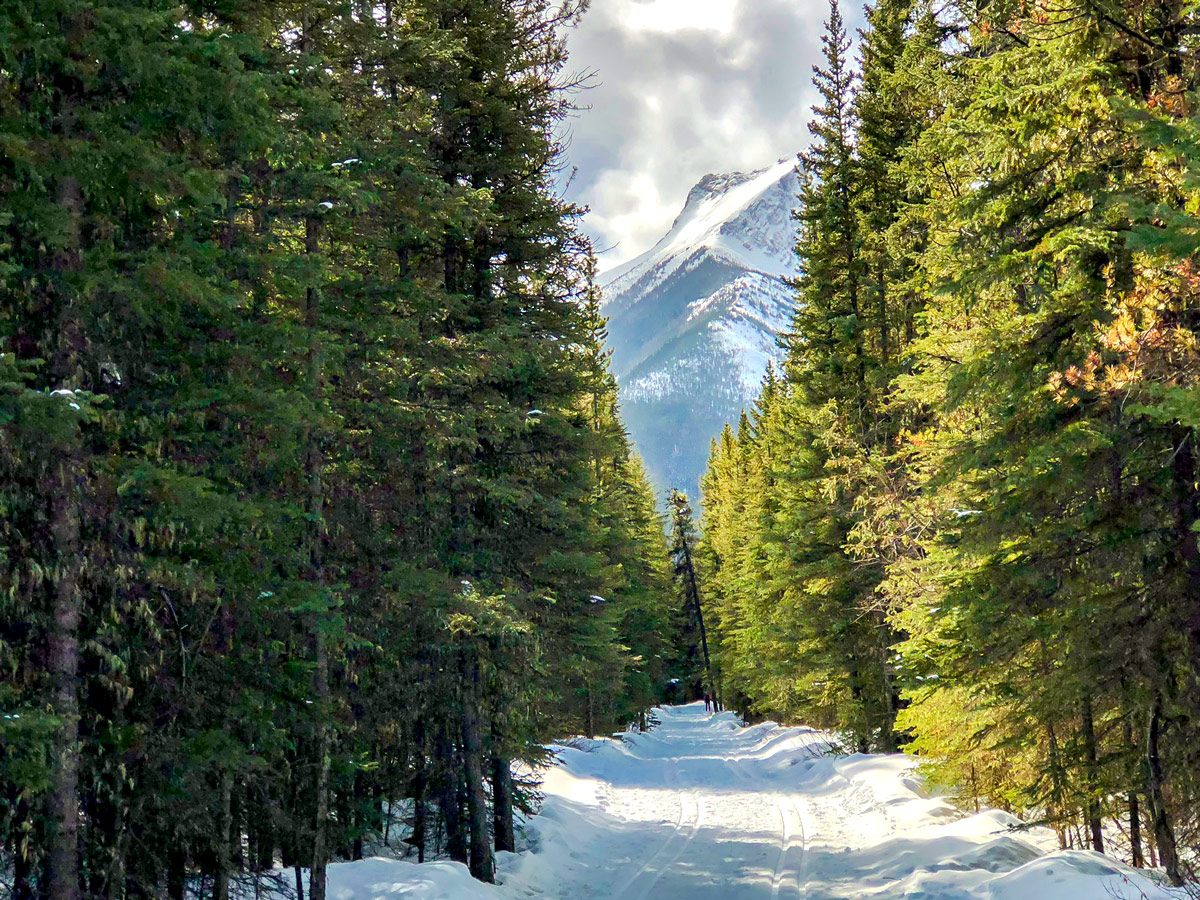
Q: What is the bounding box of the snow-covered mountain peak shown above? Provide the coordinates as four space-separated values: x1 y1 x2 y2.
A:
602 157 799 304
684 155 796 209
599 157 800 500
684 169 761 212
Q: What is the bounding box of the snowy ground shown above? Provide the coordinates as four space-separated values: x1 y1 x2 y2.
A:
324 703 1181 900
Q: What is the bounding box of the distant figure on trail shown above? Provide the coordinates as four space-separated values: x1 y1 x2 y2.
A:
704 693 712 713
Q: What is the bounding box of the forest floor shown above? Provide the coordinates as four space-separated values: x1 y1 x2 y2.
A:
320 703 1182 899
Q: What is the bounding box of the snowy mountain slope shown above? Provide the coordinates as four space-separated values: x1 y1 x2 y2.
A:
602 158 800 500
604 157 800 303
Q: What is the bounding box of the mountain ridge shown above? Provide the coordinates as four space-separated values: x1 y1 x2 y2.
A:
601 157 799 501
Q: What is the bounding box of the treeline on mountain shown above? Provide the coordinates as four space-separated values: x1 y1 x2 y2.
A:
0 2 683 898
700 0 1200 883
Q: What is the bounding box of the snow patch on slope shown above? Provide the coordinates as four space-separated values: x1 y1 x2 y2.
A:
687 272 792 394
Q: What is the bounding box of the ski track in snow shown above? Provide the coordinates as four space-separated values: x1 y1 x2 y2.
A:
315 703 1185 900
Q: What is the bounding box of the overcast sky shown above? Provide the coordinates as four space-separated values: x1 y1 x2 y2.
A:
561 0 841 270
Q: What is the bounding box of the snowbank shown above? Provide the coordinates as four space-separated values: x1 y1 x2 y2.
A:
317 703 1182 900
326 858 496 900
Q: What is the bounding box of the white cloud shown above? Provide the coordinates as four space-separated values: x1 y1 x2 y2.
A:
562 0 846 270
623 0 739 35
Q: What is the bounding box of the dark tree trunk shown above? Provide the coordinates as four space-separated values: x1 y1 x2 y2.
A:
1045 720 1068 849
250 784 275 872
46 171 86 900
1171 427 1200 681
310 632 331 900
1080 698 1104 853
302 166 331 900
213 768 234 900
111 798 140 900
282 760 300 870
352 774 367 861
436 725 467 864
680 539 715 703
231 782 245 872
903 291 916 348
1123 719 1144 868
47 462 83 900
842 189 868 413
1145 697 1182 885
877 262 890 372
1129 790 1144 868
14 816 35 900
167 843 187 900
491 746 516 854
460 653 494 882
412 721 427 863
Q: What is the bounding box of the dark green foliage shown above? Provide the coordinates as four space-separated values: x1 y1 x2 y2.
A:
0 0 676 895
667 490 715 702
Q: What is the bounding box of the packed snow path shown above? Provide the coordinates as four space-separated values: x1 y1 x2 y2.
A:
544 703 817 899
319 703 1180 899
499 703 1178 900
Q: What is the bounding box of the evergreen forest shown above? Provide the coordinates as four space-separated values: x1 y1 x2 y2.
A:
8 0 1200 895
700 0 1200 885
0 2 692 897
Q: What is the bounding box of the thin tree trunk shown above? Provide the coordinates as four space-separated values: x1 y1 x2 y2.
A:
46 169 85 900
877 262 890 372
680 540 714 702
1045 720 1068 850
1128 789 1143 868
1171 427 1200 680
231 782 245 872
491 743 516 854
47 462 83 900
302 182 331 900
352 774 366 861
281 767 299 870
168 841 187 900
214 768 234 900
1122 718 1144 868
1145 696 1182 885
412 722 427 862
1080 698 1104 853
294 18 332 900
903 291 916 349
842 192 867 419
460 652 494 883
107 797 132 900
436 725 467 864
310 633 331 900
14 808 35 900
254 784 275 872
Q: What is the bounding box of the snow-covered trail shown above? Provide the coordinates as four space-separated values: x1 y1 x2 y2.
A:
536 703 818 899
322 703 1181 900
499 703 1177 900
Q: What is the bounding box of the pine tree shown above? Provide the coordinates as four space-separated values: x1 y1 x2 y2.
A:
668 490 716 703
